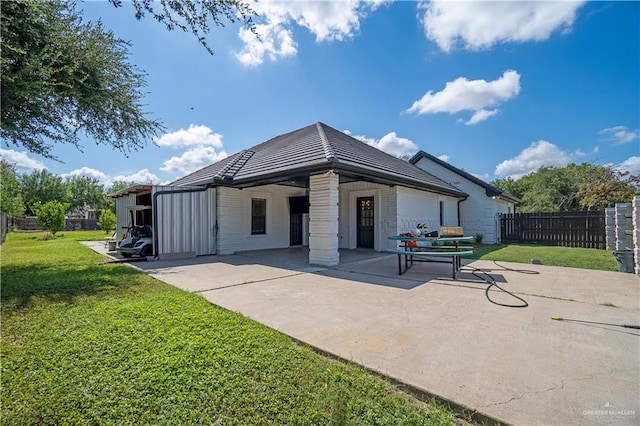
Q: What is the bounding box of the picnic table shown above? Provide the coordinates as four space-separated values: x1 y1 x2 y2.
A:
386 235 474 279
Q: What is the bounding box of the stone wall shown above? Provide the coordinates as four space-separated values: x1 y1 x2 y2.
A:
608 198 639 274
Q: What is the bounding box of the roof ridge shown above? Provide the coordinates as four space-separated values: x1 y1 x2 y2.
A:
215 149 255 179
316 122 336 161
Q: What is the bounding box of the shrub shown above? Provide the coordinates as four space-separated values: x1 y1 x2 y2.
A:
33 200 69 236
97 209 116 234
474 233 484 244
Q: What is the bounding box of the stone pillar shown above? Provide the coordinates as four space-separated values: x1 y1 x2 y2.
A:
615 203 631 251
309 171 339 266
605 207 615 251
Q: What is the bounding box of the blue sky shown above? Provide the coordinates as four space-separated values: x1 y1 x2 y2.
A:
1 0 639 187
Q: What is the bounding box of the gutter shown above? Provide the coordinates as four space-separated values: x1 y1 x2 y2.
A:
230 163 467 199
151 183 217 258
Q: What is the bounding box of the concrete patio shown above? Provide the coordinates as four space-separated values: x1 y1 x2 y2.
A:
86 243 640 425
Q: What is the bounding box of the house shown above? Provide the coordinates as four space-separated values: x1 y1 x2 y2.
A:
409 151 520 244
111 122 469 265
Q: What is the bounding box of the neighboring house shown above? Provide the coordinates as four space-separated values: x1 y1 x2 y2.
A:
111 122 468 265
410 151 520 244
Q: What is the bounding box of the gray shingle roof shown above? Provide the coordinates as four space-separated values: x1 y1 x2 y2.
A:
171 122 467 197
409 150 520 203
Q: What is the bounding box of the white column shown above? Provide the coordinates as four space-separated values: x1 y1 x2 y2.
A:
309 171 340 266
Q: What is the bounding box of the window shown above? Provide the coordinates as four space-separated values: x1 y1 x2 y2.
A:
439 201 444 226
251 198 266 235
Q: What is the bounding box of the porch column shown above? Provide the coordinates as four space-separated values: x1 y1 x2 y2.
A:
309 171 340 266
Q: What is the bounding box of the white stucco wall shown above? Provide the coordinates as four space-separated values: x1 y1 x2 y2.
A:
396 186 459 240
216 185 307 255
338 181 396 251
414 157 515 243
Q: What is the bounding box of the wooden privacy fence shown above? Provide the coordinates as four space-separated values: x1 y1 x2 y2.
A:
499 211 606 249
15 217 98 231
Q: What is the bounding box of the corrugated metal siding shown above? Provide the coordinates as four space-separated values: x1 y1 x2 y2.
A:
115 194 138 240
154 186 216 256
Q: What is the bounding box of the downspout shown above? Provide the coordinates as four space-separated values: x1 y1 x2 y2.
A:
457 195 468 227
152 183 217 258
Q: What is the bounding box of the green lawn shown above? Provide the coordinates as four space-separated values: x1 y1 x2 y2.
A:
471 244 617 271
1 231 465 425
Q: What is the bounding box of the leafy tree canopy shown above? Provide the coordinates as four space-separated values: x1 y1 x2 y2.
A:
493 163 639 212
20 170 69 216
0 161 26 217
1 0 163 160
34 200 69 236
109 0 257 55
97 208 117 234
66 176 108 215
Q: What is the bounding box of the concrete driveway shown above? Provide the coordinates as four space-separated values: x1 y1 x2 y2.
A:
87 243 640 425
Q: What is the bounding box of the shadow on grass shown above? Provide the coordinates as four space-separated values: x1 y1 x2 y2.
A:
470 244 508 259
1 262 148 312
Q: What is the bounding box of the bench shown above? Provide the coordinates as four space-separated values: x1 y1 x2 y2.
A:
385 248 474 279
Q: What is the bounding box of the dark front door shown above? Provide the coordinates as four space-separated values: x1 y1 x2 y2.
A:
289 196 308 246
290 213 303 246
357 197 374 249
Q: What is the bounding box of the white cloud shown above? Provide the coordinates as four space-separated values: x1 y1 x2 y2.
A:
161 146 228 175
574 146 599 158
345 130 418 157
406 70 521 125
236 23 297 66
60 167 109 184
236 0 385 66
111 169 161 185
465 109 499 125
598 126 639 145
615 156 640 176
0 149 46 171
494 140 572 179
420 1 585 52
437 154 449 162
154 124 223 148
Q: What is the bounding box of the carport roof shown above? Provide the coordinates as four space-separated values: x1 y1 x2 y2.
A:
171 122 467 197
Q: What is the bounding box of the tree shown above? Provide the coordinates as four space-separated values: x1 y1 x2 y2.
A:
110 0 257 55
493 163 639 212
34 200 69 236
0 161 26 217
66 176 107 216
1 0 163 160
97 209 117 234
20 170 69 216
576 167 639 210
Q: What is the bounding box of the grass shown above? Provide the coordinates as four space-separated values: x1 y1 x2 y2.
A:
470 244 617 271
1 231 467 425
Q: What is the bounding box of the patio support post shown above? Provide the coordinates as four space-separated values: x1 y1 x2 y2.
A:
309 171 340 266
